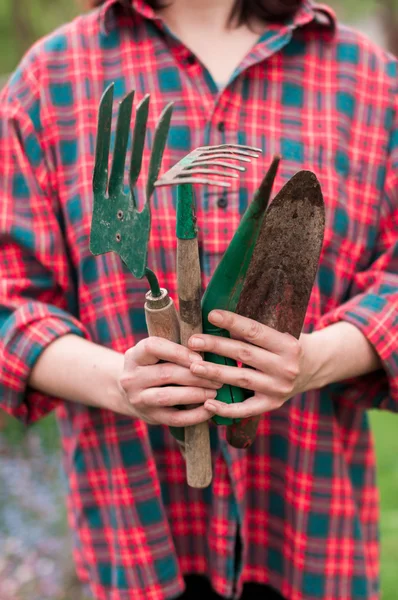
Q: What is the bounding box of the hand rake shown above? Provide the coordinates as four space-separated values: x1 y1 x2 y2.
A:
155 143 261 487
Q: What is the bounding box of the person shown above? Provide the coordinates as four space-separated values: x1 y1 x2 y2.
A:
0 0 397 598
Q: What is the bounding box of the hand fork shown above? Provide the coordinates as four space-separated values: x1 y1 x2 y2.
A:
155 144 261 487
90 85 183 460
90 84 173 288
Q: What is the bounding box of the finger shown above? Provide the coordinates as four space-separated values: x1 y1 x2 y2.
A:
208 310 291 354
190 361 290 397
152 406 216 427
188 334 282 372
126 363 222 391
204 396 280 419
125 337 203 368
139 386 218 408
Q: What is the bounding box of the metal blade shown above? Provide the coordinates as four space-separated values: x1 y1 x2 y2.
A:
201 156 281 424
93 84 114 197
108 90 135 197
227 170 326 448
146 102 174 200
129 94 150 196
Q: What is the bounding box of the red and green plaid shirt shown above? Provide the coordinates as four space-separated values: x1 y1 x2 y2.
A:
1 1 397 599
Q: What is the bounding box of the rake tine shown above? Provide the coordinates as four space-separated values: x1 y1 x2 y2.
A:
199 148 260 159
198 143 262 153
129 94 150 199
146 102 174 200
155 177 231 188
178 168 239 178
187 160 246 171
93 84 114 196
108 90 135 198
194 152 252 163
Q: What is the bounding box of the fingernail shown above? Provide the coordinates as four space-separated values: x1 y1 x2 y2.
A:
205 402 217 412
206 390 217 399
192 363 206 375
189 352 202 362
209 310 223 324
190 336 205 349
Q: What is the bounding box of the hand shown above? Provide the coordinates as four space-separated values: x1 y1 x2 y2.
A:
187 310 314 420
119 337 221 426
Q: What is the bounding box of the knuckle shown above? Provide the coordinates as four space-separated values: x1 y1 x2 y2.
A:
119 373 134 392
127 392 140 408
221 311 234 327
237 344 253 364
156 388 171 406
119 369 137 393
176 345 189 363
278 382 294 397
124 346 136 362
285 336 301 357
284 362 300 381
246 321 263 341
158 364 172 385
210 367 223 380
142 336 157 354
237 374 252 389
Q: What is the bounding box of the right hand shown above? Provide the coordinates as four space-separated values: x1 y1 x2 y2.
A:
119 337 221 427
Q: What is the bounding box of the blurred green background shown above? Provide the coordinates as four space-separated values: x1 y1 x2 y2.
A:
0 1 397 599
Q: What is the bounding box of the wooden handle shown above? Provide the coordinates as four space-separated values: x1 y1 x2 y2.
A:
145 288 180 342
178 238 212 488
145 289 185 446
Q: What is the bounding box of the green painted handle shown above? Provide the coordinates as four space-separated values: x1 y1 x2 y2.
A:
204 326 245 425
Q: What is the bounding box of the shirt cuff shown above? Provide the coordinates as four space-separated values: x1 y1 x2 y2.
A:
317 293 398 411
0 303 91 424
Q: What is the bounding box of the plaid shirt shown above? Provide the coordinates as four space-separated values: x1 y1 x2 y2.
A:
1 1 397 598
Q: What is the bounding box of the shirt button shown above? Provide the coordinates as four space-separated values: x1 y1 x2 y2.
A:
217 196 228 209
217 121 225 133
186 54 196 66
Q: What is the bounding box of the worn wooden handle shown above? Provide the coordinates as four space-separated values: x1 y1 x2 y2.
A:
178 238 212 489
144 289 185 446
145 289 180 342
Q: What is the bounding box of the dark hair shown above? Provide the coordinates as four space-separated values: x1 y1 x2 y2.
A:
90 0 304 24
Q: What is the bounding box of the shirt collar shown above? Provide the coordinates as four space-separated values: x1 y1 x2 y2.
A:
99 0 336 37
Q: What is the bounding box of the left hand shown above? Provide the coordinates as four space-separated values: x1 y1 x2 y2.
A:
188 310 315 419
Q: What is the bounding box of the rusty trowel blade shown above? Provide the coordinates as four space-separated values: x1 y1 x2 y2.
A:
226 170 325 449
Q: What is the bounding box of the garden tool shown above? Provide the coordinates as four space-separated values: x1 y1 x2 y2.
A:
89 84 181 461
155 143 262 488
226 170 325 449
200 155 281 425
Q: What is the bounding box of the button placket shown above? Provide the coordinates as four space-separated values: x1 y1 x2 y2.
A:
217 195 228 209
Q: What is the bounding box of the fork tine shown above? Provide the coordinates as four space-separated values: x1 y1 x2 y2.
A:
129 94 150 197
146 102 174 200
93 84 114 196
155 177 231 188
178 168 239 178
187 160 246 171
108 90 135 197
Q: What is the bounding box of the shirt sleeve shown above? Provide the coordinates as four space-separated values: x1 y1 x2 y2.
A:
317 64 398 412
0 69 91 425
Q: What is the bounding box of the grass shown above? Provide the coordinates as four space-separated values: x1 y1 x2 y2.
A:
369 412 398 599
